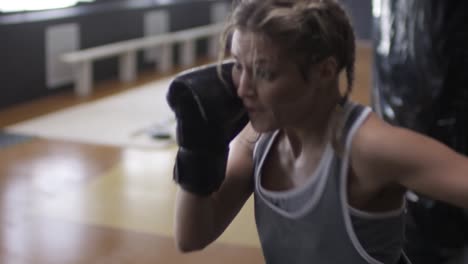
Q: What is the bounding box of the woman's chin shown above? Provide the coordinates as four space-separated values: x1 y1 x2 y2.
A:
250 119 278 133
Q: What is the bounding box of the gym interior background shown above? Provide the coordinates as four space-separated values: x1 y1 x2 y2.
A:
6 1 465 264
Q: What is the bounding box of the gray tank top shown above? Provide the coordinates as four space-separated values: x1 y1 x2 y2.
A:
253 102 410 264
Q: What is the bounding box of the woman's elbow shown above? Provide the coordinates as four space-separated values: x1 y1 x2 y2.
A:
174 236 208 253
174 227 211 253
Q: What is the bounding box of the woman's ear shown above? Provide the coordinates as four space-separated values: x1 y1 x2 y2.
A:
318 57 338 82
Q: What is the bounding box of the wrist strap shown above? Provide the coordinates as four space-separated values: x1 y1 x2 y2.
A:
173 147 229 196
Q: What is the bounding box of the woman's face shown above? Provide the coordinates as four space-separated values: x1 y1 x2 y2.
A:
231 29 325 133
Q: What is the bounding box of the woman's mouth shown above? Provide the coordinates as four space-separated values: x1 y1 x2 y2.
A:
244 106 259 113
243 101 258 112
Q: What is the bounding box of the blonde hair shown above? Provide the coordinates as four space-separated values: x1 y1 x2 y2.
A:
218 0 356 103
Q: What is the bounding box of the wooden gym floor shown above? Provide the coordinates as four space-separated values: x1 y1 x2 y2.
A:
0 45 372 264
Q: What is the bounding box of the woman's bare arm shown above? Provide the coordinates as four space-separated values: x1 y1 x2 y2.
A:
351 113 468 208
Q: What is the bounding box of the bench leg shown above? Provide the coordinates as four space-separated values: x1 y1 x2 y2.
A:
73 61 92 97
158 43 173 73
181 39 195 68
119 51 137 83
209 34 220 59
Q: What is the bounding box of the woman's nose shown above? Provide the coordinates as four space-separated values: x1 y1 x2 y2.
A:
236 72 255 98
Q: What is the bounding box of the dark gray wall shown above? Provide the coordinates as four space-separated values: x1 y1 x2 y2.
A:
0 0 228 109
339 0 372 41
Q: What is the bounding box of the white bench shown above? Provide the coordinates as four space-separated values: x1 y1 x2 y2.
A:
61 23 224 97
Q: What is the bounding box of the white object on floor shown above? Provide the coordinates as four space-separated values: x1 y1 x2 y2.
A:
6 78 177 149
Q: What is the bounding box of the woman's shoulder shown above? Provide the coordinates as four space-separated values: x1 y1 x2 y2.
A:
350 111 415 163
348 112 407 187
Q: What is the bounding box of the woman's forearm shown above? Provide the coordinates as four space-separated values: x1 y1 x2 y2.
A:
174 187 217 252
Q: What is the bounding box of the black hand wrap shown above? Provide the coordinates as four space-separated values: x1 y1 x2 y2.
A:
166 61 249 196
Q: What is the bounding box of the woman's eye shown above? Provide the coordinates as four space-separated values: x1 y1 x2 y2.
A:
255 68 275 81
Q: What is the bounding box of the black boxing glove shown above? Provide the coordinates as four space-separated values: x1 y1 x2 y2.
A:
166 61 249 196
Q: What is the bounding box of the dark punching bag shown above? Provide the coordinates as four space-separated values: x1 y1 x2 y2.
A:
371 0 468 263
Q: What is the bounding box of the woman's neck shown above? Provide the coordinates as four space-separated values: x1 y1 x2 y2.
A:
282 89 342 159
